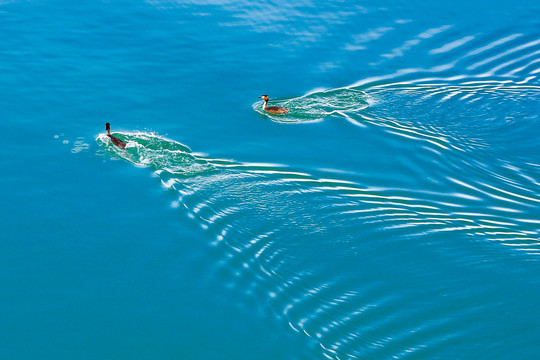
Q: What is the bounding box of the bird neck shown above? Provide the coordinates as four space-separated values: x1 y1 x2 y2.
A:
263 99 268 110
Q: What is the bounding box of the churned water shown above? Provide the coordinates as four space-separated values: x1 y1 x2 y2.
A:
1 0 540 359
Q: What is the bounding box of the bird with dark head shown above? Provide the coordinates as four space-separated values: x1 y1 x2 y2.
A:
105 123 127 149
258 95 288 115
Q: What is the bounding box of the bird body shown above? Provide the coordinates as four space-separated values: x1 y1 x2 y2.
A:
259 95 288 115
105 123 127 149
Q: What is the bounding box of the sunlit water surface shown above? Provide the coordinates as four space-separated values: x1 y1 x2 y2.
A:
1 0 540 359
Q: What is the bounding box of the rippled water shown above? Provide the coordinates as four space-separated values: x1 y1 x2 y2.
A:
2 0 540 359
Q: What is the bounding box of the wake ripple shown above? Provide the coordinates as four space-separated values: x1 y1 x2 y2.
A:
97 132 214 176
93 26 540 360
253 88 369 123
251 30 540 170
97 129 539 359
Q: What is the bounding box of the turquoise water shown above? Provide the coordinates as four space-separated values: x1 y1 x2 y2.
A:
2 0 540 359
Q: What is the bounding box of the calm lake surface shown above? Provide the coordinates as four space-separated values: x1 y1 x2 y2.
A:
1 0 540 359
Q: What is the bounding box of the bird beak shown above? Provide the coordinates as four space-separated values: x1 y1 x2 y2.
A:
258 96 263 98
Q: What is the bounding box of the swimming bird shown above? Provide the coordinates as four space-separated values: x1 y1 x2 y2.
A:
105 123 127 149
259 95 288 115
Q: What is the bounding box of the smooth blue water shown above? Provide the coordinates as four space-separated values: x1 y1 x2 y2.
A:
2 0 540 359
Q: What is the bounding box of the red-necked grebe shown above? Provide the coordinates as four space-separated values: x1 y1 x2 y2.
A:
259 95 288 115
105 123 126 149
